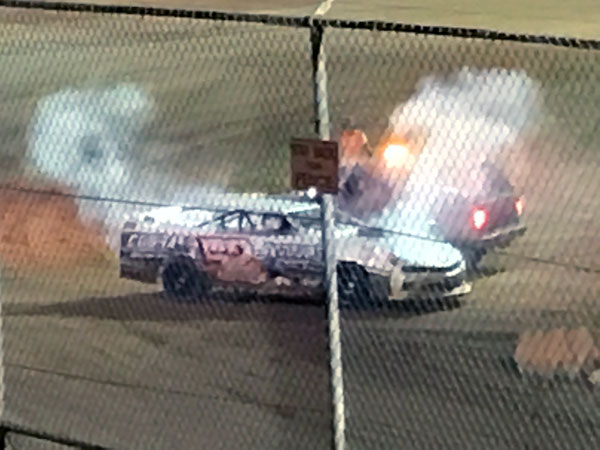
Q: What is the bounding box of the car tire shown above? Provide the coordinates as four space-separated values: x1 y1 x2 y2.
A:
464 248 487 276
336 262 377 310
162 256 211 301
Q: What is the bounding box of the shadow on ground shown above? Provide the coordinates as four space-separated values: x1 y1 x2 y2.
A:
4 289 465 323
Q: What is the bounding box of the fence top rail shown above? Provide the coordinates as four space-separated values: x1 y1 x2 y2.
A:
1 0 599 51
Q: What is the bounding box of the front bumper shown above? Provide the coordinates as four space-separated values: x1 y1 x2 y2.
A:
388 263 472 302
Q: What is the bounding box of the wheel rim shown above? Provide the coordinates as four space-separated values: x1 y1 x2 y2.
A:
173 271 189 292
337 265 371 309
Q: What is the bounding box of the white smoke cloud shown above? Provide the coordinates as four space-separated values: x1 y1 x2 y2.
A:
389 67 543 214
27 83 154 198
25 83 225 253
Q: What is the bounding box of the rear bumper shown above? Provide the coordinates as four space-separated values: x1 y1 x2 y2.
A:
458 224 527 251
119 257 161 284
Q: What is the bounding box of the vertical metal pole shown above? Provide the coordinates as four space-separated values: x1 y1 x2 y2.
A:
0 266 4 427
311 23 345 450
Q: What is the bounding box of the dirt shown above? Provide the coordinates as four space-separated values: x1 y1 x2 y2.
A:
0 177 114 274
514 326 600 379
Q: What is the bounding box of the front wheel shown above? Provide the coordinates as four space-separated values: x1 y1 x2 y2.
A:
162 257 211 301
336 262 379 310
463 247 487 277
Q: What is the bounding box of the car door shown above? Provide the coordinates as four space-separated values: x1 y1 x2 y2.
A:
198 211 254 275
251 213 323 279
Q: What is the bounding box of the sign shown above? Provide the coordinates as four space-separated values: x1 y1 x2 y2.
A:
290 137 339 194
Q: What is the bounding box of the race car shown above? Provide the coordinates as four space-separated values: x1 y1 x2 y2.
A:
118 194 471 308
335 128 526 270
431 161 526 267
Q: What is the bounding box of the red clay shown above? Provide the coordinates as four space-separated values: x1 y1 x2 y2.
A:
0 177 113 272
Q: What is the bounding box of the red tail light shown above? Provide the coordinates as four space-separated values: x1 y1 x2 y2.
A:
515 197 524 216
471 208 489 231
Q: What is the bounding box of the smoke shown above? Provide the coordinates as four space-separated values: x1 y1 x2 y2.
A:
25 83 224 253
389 67 543 213
27 83 154 197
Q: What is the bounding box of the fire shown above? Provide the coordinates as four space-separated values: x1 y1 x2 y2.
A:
338 127 422 183
374 132 419 174
382 143 412 169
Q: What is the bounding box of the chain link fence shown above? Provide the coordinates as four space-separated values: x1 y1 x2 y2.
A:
0 2 599 449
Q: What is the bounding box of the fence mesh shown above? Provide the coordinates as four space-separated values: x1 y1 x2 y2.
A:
325 26 600 449
0 8 330 450
0 3 599 450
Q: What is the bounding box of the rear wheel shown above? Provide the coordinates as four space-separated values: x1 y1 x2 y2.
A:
162 256 211 301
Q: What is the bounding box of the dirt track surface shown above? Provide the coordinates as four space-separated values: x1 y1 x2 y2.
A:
0 179 113 272
1 4 600 449
2 289 600 449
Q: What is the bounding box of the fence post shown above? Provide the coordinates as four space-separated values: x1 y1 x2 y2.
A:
0 266 5 434
310 22 346 450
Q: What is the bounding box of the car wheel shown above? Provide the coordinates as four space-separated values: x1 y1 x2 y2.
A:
337 262 377 310
464 248 487 277
162 256 211 301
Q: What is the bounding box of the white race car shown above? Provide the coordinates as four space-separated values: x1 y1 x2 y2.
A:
119 194 472 308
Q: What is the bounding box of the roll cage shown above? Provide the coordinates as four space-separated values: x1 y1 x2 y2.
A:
195 209 297 235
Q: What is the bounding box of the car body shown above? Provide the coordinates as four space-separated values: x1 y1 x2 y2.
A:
336 128 526 268
119 194 471 307
432 162 526 259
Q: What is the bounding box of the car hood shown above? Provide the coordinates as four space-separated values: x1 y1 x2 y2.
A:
378 233 464 269
342 200 466 269
336 230 464 272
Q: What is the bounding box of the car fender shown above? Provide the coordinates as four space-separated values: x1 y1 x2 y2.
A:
336 236 396 276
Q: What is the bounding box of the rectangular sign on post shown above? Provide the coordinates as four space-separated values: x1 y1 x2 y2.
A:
291 138 339 194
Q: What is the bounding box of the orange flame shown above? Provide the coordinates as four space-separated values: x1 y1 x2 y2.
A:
382 143 411 169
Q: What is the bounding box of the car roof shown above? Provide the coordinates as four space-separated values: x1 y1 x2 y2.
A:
181 193 319 215
137 193 321 227
137 192 443 243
